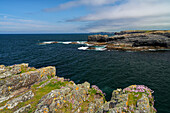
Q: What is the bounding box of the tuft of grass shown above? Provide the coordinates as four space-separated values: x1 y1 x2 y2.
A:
0 78 69 113
20 66 36 74
127 92 143 108
89 88 97 95
32 79 49 88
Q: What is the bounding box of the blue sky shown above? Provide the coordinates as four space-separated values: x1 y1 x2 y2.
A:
0 0 170 34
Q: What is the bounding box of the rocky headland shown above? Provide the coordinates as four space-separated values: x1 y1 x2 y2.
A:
0 63 156 113
87 30 170 51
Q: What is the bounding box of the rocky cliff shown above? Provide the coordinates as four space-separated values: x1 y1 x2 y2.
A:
87 30 170 51
0 64 156 113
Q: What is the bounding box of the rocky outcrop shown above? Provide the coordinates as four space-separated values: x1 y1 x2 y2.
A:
87 30 170 51
35 82 105 113
0 63 29 79
98 85 156 113
0 64 156 113
14 104 31 113
114 30 170 37
0 91 34 110
0 64 56 103
88 35 109 42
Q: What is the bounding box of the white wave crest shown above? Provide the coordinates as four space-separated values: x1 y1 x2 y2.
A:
62 42 72 44
76 41 86 44
78 46 89 50
94 47 107 51
41 41 55 44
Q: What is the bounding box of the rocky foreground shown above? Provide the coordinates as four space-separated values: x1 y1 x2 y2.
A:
0 63 156 113
87 30 170 51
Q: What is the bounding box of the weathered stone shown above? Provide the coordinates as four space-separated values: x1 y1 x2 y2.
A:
88 31 170 51
0 64 56 98
0 64 157 113
0 91 34 110
98 85 156 113
14 104 31 113
88 35 109 42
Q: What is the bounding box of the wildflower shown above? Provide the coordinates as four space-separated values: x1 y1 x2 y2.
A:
57 103 60 106
60 86 65 89
76 87 79 90
126 101 128 106
8 86 12 91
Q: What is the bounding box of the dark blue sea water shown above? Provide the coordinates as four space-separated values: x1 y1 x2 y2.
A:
0 34 170 112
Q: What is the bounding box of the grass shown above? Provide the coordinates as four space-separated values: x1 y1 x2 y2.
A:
127 92 143 107
0 77 105 113
57 101 73 113
32 79 49 88
20 66 36 74
0 78 69 113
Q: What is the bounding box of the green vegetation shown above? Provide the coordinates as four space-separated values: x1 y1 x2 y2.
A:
6 66 12 70
0 78 69 113
20 66 36 74
127 92 143 106
89 88 97 95
145 30 152 33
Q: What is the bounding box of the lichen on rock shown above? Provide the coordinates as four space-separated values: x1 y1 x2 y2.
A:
0 64 156 113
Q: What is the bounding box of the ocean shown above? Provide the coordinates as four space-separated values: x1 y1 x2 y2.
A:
0 34 170 112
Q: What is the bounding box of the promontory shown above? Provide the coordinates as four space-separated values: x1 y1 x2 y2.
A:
0 63 156 113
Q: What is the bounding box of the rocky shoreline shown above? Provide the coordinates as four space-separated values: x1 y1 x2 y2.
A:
0 63 156 113
87 30 170 51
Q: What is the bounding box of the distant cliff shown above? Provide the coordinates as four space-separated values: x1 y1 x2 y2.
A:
0 64 156 113
87 30 170 51
114 30 170 38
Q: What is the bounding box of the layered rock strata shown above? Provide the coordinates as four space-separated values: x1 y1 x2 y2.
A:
87 30 170 51
0 64 156 113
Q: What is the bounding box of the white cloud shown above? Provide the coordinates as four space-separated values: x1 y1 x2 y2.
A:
43 0 118 12
67 0 170 32
70 0 170 21
0 16 81 33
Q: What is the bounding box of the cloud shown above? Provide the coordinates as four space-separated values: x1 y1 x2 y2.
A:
69 0 170 21
0 16 81 33
66 0 170 32
43 0 118 12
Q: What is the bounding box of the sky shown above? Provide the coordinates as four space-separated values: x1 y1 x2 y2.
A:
0 0 170 34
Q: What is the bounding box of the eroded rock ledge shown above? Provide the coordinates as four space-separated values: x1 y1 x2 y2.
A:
87 30 170 51
0 64 156 113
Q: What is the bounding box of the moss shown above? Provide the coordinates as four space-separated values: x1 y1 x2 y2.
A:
20 66 36 74
47 75 52 79
58 101 73 113
6 66 12 70
32 79 49 88
127 92 143 108
0 78 69 113
80 101 90 112
89 88 97 95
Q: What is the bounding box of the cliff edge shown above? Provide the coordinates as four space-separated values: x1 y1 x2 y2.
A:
0 64 156 113
87 30 170 51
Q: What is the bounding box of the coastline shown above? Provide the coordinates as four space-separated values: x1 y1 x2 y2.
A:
0 63 156 113
38 30 170 52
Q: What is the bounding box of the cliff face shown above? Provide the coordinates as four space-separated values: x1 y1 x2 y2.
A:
0 64 156 113
88 30 170 51
114 30 170 38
